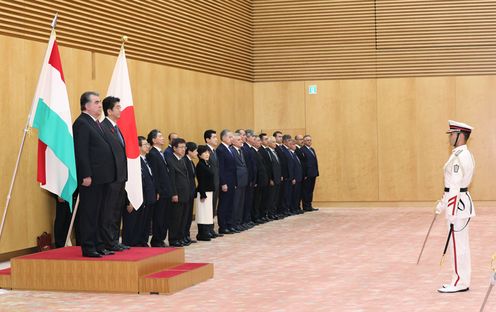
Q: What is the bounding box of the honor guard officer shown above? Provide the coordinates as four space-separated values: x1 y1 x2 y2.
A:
435 120 475 293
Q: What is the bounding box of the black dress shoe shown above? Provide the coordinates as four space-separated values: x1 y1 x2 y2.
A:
150 241 166 247
181 239 191 246
229 227 240 233
107 245 124 252
170 241 183 247
303 207 319 212
119 243 131 250
297 210 304 215
83 251 102 258
219 228 234 234
196 234 211 241
96 249 115 256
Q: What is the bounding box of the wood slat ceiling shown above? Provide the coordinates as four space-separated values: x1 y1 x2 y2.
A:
254 0 496 81
0 0 253 81
2 1 496 82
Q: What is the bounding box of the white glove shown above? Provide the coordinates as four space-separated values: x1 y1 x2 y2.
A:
435 200 446 215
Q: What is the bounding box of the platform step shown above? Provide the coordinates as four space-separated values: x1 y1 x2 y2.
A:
139 263 213 294
0 268 12 289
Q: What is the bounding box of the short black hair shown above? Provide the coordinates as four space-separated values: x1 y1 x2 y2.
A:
282 134 292 143
259 133 267 140
147 129 161 146
80 91 99 111
138 136 147 146
273 131 282 137
186 141 197 153
102 96 120 117
197 145 209 156
204 129 216 142
172 138 186 148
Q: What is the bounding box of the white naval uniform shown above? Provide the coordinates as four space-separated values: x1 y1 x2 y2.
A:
438 144 475 289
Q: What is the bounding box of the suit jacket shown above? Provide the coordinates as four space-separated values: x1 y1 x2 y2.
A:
231 146 249 188
301 145 319 178
140 157 157 206
146 147 174 198
253 147 269 187
166 154 192 203
185 157 197 198
196 159 215 199
268 148 282 185
295 146 307 177
164 145 174 158
291 151 303 183
216 143 237 188
101 118 128 182
242 143 257 186
275 144 289 179
281 145 295 181
258 147 273 182
207 145 220 188
73 113 116 184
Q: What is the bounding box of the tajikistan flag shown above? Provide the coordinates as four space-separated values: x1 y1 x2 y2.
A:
107 45 143 209
28 29 77 209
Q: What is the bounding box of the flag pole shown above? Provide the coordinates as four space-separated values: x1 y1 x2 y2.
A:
0 13 58 242
64 195 79 246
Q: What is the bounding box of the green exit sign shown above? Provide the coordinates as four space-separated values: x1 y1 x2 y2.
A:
308 85 317 94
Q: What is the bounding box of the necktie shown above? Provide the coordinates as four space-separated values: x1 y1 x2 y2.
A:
271 149 279 163
95 120 104 134
114 125 124 146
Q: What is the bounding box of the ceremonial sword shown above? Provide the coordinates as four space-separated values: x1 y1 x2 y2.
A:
416 213 438 264
440 223 454 267
479 254 496 312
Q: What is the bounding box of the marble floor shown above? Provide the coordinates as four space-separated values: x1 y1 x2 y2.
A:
0 206 496 312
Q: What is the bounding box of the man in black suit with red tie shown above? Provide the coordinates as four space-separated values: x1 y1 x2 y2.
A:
300 135 319 211
216 129 238 234
146 129 175 247
101 96 129 251
73 91 116 258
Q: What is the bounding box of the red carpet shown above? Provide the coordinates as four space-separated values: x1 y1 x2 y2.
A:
0 268 11 275
16 246 178 262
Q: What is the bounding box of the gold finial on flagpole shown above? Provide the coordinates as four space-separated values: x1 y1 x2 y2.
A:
121 35 128 46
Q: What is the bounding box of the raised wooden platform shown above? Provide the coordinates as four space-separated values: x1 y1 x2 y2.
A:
0 246 213 294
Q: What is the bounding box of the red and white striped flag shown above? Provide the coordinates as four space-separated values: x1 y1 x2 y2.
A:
107 45 143 209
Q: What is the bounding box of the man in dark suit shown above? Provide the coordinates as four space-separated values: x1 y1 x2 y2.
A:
281 135 296 215
164 132 178 158
204 129 223 237
252 135 269 223
184 142 198 244
242 130 257 229
166 138 191 247
289 139 304 215
301 135 319 211
146 129 175 247
231 133 248 231
100 96 129 251
267 136 283 219
273 131 287 216
73 91 116 257
258 133 274 222
216 129 238 234
122 136 157 247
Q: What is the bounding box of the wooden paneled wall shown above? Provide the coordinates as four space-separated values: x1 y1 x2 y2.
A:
254 77 496 202
0 34 253 253
253 0 496 81
0 0 253 81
